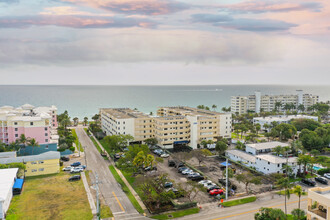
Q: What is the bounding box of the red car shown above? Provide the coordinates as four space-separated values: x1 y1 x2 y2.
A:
209 189 224 196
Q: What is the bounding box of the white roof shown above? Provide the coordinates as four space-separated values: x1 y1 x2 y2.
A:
246 141 289 150
254 115 318 122
0 151 60 164
0 168 18 202
256 154 297 164
226 149 256 163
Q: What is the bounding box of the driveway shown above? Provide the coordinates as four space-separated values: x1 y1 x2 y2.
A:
75 127 149 220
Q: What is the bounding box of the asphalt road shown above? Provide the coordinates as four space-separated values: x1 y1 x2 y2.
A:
75 127 148 220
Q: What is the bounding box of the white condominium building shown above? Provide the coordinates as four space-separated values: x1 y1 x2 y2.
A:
100 108 153 142
253 115 319 132
157 106 232 149
231 90 319 114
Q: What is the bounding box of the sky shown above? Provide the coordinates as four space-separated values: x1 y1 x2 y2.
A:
0 0 329 85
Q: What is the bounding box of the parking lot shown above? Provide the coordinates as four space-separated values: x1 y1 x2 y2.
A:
154 155 219 204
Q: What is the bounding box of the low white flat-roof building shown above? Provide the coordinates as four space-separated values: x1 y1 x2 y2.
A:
0 168 18 219
245 141 289 155
255 154 299 175
226 150 256 167
253 115 318 131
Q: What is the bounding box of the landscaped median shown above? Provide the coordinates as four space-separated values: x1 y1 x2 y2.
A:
222 196 257 207
108 165 145 214
72 128 84 152
151 207 200 220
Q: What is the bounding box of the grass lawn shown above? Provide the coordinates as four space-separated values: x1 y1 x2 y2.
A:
222 196 257 207
151 207 200 220
72 129 84 152
108 165 144 214
6 172 93 220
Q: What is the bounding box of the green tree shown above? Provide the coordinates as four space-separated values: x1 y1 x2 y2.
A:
293 185 303 210
133 151 146 168
215 141 228 156
255 123 261 136
92 114 100 122
61 117 71 130
83 117 88 126
291 209 305 220
273 146 283 156
103 134 134 152
297 104 305 113
276 177 293 216
191 149 212 166
28 138 39 155
73 117 79 126
19 134 28 146
275 101 282 112
255 207 285 220
144 138 158 146
291 119 321 131
235 141 245 151
212 104 217 111
236 172 262 194
197 105 205 109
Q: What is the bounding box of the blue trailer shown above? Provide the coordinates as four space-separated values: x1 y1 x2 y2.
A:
13 178 24 195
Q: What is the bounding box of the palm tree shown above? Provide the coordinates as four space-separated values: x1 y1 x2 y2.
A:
28 138 39 155
255 123 261 136
83 117 88 126
212 104 217 111
291 209 305 220
19 134 28 146
275 101 282 112
293 185 303 210
299 154 311 176
276 177 292 216
61 118 71 130
297 104 305 113
73 117 79 126
273 146 283 156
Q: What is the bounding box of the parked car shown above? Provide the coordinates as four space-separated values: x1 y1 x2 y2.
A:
187 172 200 178
207 185 221 192
70 162 81 167
77 165 87 170
164 182 173 188
69 175 81 181
62 166 72 171
209 189 224 196
175 162 185 168
114 153 122 160
70 167 83 173
315 177 328 185
160 153 170 158
190 175 204 181
204 183 216 189
153 149 164 156
218 178 231 186
199 180 212 185
61 156 70 161
144 166 157 171
178 167 189 173
168 160 176 167
182 169 194 175
301 178 316 186
100 151 107 157
324 173 330 179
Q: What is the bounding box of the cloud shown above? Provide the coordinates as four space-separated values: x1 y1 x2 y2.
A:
0 29 293 67
59 0 190 15
191 14 232 23
40 6 113 16
219 1 322 14
0 0 19 3
0 15 156 29
191 14 297 32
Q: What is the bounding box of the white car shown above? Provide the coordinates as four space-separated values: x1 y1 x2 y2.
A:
199 180 212 185
324 173 330 179
70 167 83 173
182 169 193 175
203 182 215 187
62 166 72 171
160 153 170 158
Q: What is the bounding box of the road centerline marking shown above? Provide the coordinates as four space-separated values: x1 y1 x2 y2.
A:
112 191 125 212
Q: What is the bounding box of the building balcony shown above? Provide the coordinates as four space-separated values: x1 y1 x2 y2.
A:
308 206 327 219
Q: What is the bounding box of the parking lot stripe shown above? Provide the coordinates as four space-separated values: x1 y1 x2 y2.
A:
112 191 125 212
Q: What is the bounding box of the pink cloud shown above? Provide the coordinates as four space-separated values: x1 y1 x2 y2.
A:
60 0 190 15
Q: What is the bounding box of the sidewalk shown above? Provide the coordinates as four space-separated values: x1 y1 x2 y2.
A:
81 172 97 215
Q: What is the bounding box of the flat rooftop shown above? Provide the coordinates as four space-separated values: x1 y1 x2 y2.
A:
256 154 297 164
0 168 18 202
159 106 229 117
246 141 289 150
100 108 151 119
254 115 318 122
226 149 256 163
309 187 330 200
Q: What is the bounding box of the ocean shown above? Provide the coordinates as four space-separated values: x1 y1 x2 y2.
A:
0 85 329 119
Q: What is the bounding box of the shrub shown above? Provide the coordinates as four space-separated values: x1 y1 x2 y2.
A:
317 168 330 176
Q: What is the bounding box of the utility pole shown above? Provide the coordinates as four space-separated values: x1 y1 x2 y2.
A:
95 173 100 220
226 158 228 200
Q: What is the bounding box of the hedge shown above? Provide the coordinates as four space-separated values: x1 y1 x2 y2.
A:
317 168 330 176
171 200 197 210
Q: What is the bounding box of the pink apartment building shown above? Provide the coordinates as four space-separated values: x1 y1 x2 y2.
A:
0 104 58 146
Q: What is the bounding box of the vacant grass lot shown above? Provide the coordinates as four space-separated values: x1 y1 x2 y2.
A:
72 129 84 152
6 172 93 220
151 207 200 220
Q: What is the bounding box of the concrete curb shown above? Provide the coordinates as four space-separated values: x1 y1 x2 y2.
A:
81 172 97 215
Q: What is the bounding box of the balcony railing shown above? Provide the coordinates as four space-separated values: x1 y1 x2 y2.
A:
308 206 327 219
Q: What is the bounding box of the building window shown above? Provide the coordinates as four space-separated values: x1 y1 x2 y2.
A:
45 139 48 142
14 122 18 125
39 161 44 164
39 168 44 171
15 134 18 138
30 122 34 126
44 127 48 131
32 169 37 172
31 162 37 165
45 133 48 136
15 128 18 131
268 162 270 165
